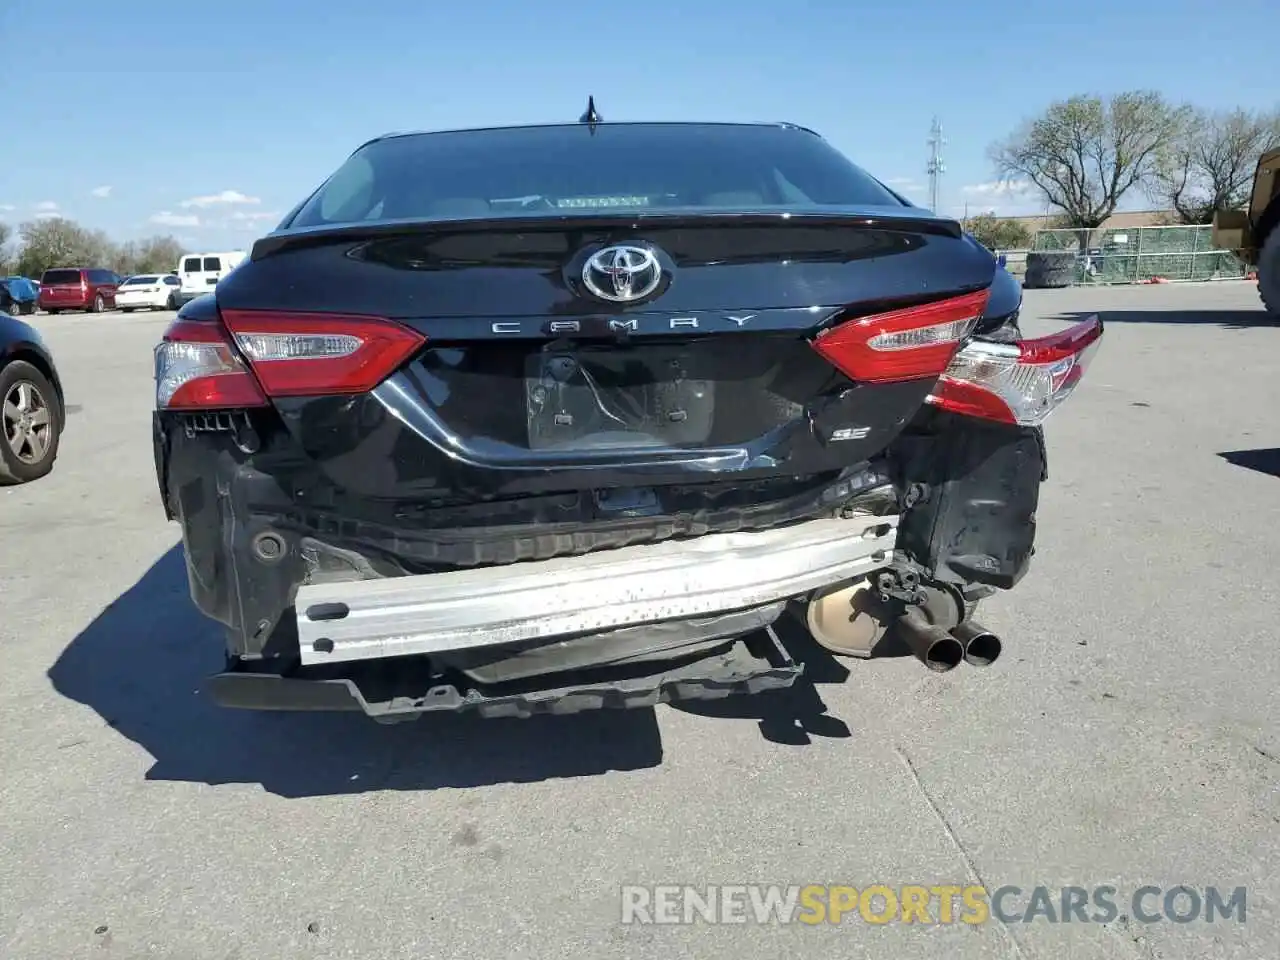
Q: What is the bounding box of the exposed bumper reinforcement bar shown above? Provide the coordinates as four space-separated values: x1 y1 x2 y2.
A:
208 625 802 720
295 514 899 666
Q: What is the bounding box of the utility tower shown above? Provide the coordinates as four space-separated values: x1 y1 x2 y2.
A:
926 117 946 213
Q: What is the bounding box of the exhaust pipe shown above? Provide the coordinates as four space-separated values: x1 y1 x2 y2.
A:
952 620 1003 668
896 607 963 673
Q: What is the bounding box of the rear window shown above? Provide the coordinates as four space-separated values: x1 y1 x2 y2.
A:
181 258 201 273
288 123 908 228
123 275 159 285
202 257 222 271
41 269 82 285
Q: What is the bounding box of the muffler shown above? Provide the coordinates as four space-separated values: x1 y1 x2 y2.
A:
895 607 963 673
952 620 1003 667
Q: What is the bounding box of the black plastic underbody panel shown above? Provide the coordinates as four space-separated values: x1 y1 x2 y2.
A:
206 625 800 720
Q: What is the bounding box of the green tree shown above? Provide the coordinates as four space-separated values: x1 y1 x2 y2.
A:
1150 107 1280 224
991 92 1189 247
964 213 1032 250
0 222 12 275
14 217 114 278
117 236 186 275
13 218 187 278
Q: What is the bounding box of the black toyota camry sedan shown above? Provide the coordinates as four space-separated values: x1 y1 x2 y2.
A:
151 107 1101 723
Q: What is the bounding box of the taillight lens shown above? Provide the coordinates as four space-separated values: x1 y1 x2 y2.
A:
221 310 425 398
155 319 269 410
154 310 426 410
927 315 1103 426
811 289 991 384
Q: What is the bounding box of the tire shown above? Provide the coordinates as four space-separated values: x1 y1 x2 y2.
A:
1023 251 1075 289
45 309 59 315
166 293 177 310
0 360 62 484
1258 228 1280 318
20 301 36 315
121 307 135 314
90 293 105 313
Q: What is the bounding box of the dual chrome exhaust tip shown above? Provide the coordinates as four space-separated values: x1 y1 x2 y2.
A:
895 607 1003 673
950 619 1003 668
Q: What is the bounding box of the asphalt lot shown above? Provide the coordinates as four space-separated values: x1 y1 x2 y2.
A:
1 283 1278 959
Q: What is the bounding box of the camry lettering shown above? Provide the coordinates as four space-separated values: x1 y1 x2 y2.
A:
486 314 764 336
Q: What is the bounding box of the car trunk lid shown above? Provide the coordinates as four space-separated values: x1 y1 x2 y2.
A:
209 214 996 499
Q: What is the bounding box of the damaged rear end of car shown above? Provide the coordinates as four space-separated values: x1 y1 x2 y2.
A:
151 120 1102 721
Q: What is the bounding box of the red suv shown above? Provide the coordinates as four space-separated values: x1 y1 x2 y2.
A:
37 268 121 314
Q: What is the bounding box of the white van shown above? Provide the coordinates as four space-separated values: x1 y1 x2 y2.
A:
175 250 247 306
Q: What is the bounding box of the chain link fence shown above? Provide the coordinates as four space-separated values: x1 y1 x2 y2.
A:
1024 224 1249 284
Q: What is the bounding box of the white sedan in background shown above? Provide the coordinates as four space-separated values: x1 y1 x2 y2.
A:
115 274 181 312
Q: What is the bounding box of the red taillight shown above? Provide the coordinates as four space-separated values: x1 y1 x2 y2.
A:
155 318 269 410
811 289 991 384
154 311 425 411
220 310 425 398
927 315 1103 426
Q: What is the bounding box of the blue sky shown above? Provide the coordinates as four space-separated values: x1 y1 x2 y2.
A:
3 0 1277 250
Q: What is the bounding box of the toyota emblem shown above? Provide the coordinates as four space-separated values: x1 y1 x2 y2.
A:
581 244 663 303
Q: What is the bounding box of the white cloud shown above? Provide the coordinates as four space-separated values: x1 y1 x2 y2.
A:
180 189 261 209
33 211 61 220
961 179 1035 198
0 203 14 212
90 185 113 198
225 210 281 229
150 211 201 227
34 200 59 211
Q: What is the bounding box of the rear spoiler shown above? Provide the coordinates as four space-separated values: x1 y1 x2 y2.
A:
250 210 966 261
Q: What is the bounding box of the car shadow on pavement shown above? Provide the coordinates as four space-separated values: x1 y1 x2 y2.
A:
1219 447 1280 479
1053 308 1276 329
47 545 668 798
669 616 855 744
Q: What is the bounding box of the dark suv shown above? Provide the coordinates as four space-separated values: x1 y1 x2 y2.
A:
37 268 121 314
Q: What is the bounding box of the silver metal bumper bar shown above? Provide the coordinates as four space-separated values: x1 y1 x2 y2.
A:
295 514 899 666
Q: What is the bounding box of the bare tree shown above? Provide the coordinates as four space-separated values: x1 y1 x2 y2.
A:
1151 108 1280 224
991 92 1190 247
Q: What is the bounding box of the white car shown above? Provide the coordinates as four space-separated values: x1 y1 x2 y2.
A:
115 274 181 312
